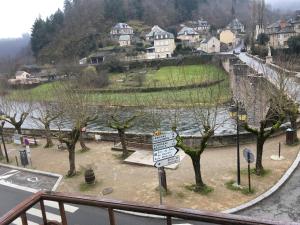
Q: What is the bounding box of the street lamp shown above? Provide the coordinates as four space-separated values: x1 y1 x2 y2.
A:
229 102 247 186
0 112 9 163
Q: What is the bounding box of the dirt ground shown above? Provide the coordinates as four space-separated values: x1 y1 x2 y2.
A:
2 132 299 212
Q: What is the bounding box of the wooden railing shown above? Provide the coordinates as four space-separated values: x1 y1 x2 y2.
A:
0 191 299 225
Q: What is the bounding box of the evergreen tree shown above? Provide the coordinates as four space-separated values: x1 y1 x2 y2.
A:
31 18 48 57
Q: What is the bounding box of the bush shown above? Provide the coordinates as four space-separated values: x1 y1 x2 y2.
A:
287 35 300 54
79 66 109 88
256 33 270 46
251 45 268 58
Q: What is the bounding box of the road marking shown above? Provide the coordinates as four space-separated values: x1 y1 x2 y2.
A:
0 180 37 193
12 218 39 225
27 208 62 222
0 170 20 180
44 200 79 213
11 202 78 225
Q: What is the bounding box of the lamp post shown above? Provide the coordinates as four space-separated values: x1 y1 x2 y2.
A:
229 102 247 186
0 113 9 163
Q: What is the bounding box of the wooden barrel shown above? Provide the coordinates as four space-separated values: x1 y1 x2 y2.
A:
84 169 96 184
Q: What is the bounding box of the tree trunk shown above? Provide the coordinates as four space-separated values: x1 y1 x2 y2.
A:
67 144 76 177
79 132 89 151
44 124 53 148
118 129 128 158
0 142 4 159
15 125 22 135
290 115 298 142
255 136 265 175
191 155 205 191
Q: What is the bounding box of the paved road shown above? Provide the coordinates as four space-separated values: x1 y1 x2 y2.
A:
0 183 212 225
0 166 210 225
238 164 300 223
236 52 300 223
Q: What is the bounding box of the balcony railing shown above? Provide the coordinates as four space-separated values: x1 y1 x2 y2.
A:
0 191 299 225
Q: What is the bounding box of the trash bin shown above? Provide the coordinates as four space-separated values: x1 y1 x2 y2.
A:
286 128 295 145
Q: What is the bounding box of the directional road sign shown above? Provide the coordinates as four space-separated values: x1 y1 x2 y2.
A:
243 148 255 163
155 155 180 168
153 139 177 151
153 147 178 162
152 132 177 144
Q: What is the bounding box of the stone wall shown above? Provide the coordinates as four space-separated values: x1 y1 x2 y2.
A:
2 125 291 150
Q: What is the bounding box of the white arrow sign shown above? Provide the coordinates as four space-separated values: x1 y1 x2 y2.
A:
153 147 178 162
153 139 177 151
152 132 177 144
155 155 180 168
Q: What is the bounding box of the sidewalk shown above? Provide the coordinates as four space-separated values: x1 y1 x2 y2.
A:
2 131 299 212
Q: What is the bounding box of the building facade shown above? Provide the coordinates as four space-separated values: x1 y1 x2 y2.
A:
177 26 200 44
266 18 299 49
119 35 131 47
198 37 220 53
110 23 134 37
146 25 176 59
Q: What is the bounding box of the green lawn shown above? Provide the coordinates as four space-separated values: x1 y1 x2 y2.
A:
107 65 227 89
92 80 231 107
9 65 231 107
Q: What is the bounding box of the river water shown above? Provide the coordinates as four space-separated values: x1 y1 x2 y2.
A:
2 102 237 135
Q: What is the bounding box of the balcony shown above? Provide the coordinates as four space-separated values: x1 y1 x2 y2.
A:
0 191 298 225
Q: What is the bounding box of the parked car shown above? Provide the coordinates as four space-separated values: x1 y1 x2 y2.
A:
241 47 247 52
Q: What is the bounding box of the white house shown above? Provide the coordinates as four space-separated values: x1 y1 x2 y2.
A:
177 26 200 44
119 35 131 47
146 25 176 59
198 37 220 53
15 71 31 80
192 19 210 33
110 23 134 37
8 71 40 85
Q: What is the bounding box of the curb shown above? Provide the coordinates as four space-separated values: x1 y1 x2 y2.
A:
222 150 300 214
0 163 63 191
117 150 300 219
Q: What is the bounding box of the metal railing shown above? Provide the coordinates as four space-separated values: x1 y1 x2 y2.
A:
0 191 299 225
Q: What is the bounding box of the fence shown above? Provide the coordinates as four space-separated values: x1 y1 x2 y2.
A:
1 191 298 225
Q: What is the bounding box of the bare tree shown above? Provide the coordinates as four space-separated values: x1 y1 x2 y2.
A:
108 107 140 158
31 101 62 148
0 93 32 134
53 82 97 177
240 68 287 175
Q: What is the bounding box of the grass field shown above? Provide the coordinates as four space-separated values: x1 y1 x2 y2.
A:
9 64 231 107
92 81 230 107
107 65 227 89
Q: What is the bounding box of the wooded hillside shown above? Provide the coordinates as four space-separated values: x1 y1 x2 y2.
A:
31 0 255 63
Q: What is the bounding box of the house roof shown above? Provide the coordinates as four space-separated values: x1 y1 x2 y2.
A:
197 19 209 26
227 18 244 30
178 27 198 36
266 19 295 34
119 35 130 41
15 71 29 76
146 25 174 39
113 23 133 30
201 36 218 44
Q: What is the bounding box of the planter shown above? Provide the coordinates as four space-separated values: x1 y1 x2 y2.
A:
84 169 96 184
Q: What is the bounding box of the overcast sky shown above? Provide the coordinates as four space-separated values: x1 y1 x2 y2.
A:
0 0 64 39
0 0 298 39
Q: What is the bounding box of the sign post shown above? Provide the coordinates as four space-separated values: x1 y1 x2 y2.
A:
24 138 32 166
152 131 179 205
19 150 29 168
243 148 255 192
